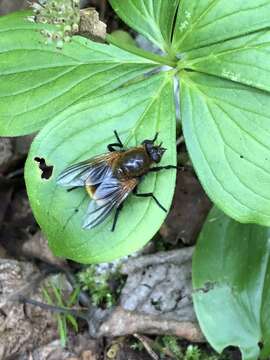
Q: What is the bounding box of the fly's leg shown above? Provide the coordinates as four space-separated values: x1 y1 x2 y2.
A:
107 130 124 152
149 165 181 172
133 187 167 213
151 132 159 142
114 130 123 145
67 186 81 192
111 203 124 232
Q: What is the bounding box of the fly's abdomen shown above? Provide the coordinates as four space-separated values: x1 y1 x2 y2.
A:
114 148 151 179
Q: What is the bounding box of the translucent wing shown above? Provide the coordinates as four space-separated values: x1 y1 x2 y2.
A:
83 176 138 229
56 153 120 187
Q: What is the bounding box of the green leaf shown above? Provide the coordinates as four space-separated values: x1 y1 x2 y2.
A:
172 0 270 53
51 284 64 307
180 30 270 92
66 314 78 332
25 72 177 264
57 314 67 348
0 11 160 136
109 0 179 54
67 286 80 307
42 286 53 305
193 206 270 360
180 71 270 226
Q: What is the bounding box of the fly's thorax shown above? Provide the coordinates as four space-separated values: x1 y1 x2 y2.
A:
113 147 151 179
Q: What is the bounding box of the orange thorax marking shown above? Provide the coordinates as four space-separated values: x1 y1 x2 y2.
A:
85 184 97 198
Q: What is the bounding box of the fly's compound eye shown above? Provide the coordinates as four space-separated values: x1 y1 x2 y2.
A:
150 149 160 162
150 146 166 163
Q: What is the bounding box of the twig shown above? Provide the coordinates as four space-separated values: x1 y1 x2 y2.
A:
133 334 160 360
18 296 89 321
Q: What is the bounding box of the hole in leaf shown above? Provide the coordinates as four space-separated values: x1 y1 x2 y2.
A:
34 157 53 179
222 346 242 360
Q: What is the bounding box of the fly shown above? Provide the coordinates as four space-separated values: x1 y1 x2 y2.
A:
57 130 178 231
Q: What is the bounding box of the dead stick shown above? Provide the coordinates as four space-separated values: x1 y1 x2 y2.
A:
133 333 160 360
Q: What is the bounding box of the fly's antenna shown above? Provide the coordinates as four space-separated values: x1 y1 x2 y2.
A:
159 142 163 147
152 132 159 143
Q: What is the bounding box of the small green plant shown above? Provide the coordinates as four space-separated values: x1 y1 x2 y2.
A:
184 345 201 360
150 336 232 360
183 345 231 360
130 340 145 352
42 280 79 347
77 265 125 308
160 335 183 359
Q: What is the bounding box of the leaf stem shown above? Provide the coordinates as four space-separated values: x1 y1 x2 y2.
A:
106 34 177 68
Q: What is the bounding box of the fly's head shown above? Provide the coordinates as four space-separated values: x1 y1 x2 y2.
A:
141 133 167 163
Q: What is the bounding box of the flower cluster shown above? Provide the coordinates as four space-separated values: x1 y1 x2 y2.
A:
29 0 80 48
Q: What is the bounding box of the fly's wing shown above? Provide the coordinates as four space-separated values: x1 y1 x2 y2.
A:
56 153 119 187
83 177 138 229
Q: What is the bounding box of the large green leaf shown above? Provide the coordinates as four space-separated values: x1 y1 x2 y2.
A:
172 0 270 53
25 72 176 264
0 11 160 136
193 206 270 360
109 0 179 54
180 71 270 226
180 30 270 92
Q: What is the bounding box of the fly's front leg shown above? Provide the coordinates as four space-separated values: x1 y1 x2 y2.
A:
133 187 167 213
107 130 124 152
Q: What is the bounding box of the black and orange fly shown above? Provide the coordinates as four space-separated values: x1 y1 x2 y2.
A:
57 131 177 231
